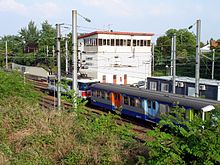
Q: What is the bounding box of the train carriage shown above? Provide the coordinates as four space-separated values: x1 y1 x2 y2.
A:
91 83 220 123
47 75 100 99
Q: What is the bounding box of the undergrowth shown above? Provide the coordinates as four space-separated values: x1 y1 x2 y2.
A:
0 71 148 164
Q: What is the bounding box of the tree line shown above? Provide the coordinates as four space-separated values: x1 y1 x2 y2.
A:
0 20 220 79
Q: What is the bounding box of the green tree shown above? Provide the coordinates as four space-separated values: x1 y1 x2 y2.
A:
19 20 39 51
38 20 56 53
146 107 220 164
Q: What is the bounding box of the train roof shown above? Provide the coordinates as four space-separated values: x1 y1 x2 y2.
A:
91 83 220 110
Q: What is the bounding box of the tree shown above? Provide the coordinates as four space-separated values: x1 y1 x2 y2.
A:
146 107 220 164
19 20 39 53
155 28 197 65
38 20 56 53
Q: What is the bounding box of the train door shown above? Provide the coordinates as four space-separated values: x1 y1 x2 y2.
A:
112 92 122 109
148 100 159 118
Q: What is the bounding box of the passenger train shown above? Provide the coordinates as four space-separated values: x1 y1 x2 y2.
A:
90 83 220 123
47 75 100 99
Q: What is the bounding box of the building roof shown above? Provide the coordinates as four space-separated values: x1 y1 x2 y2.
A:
78 31 154 39
149 76 220 86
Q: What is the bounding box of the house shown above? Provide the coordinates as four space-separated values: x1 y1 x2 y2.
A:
147 76 220 101
78 31 154 85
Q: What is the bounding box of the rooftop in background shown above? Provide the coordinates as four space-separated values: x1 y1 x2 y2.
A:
78 31 154 39
150 76 220 86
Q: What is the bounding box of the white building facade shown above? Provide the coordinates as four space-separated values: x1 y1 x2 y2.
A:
78 31 154 85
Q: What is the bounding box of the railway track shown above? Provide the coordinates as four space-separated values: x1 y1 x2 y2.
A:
28 76 152 142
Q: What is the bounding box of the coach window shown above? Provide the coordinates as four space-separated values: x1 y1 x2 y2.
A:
101 91 105 99
152 101 156 109
144 40 147 46
148 100 151 109
135 98 141 108
97 90 101 97
106 92 110 100
124 96 130 105
108 93 111 100
98 39 102 46
137 40 140 46
130 97 135 107
92 90 97 97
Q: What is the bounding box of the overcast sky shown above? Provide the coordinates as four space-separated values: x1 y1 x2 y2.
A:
0 0 219 42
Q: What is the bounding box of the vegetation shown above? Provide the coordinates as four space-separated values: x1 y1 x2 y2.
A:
154 28 220 79
0 71 148 164
146 107 220 164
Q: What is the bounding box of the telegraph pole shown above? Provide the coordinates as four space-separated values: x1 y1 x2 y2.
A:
172 34 176 94
56 24 61 110
5 41 8 70
72 10 78 107
195 20 201 97
65 37 69 75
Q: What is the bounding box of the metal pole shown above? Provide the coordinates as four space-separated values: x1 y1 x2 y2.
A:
152 43 155 74
46 45 49 57
172 34 176 94
72 10 78 107
195 19 201 97
65 37 69 75
52 45 55 57
56 24 61 110
212 49 215 80
5 41 8 70
171 37 174 76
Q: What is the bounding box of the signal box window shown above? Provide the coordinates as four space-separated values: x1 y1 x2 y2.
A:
98 39 102 46
127 39 131 46
161 83 169 92
116 39 119 46
111 39 115 46
150 82 157 91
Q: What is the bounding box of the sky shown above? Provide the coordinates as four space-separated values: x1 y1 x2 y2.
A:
0 0 219 42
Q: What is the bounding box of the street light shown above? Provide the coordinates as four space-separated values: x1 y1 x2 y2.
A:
72 10 91 107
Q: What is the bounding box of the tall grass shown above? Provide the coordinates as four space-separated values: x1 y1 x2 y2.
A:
0 71 148 164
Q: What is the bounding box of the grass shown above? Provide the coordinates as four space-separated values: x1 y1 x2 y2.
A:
0 71 149 164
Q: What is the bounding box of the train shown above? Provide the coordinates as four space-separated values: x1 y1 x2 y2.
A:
90 83 220 123
47 75 100 99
